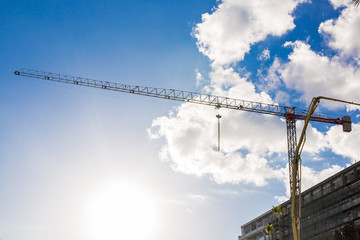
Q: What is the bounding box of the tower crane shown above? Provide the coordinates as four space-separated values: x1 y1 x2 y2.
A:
14 68 355 239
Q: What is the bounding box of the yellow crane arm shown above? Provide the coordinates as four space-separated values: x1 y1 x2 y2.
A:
291 96 360 240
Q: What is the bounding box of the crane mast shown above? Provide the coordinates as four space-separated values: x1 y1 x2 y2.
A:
14 68 353 240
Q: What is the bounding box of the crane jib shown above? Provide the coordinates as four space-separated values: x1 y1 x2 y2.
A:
14 69 348 126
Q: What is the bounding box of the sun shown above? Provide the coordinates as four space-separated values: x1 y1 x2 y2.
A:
86 182 159 240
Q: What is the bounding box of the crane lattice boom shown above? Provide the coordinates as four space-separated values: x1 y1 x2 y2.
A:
14 69 346 125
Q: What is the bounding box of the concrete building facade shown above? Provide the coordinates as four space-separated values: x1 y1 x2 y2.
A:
238 161 360 240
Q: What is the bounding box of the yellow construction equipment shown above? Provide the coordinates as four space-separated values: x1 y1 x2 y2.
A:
290 96 360 240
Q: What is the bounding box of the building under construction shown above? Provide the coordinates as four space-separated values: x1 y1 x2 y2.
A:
238 161 360 240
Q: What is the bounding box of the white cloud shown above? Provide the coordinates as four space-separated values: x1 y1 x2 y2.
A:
257 57 283 92
274 91 290 105
258 49 271 61
206 65 275 104
301 165 343 191
214 189 241 195
319 6 360 61
195 68 205 87
193 0 308 66
274 195 288 203
273 41 360 109
329 0 352 9
280 163 343 198
190 194 208 204
326 123 360 162
148 100 286 186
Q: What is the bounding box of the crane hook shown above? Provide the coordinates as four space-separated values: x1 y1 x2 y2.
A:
216 114 222 151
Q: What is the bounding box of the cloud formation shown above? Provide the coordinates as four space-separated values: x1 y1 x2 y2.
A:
326 124 360 162
195 68 205 87
193 0 308 66
273 41 360 109
275 163 344 202
258 49 271 61
319 6 360 62
148 102 285 186
329 0 352 9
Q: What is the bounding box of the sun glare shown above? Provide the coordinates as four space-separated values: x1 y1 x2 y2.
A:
86 182 159 240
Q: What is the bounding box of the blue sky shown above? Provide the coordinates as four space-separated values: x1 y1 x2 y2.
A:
1 0 360 240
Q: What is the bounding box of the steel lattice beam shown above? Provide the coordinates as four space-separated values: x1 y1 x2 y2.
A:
14 69 349 126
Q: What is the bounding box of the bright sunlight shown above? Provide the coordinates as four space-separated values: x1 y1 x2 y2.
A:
86 182 159 240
